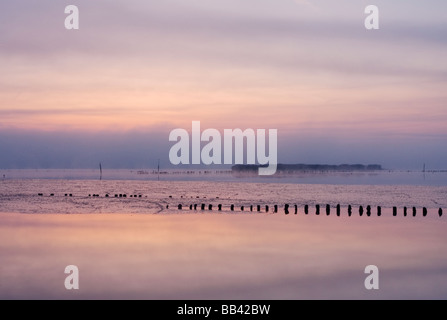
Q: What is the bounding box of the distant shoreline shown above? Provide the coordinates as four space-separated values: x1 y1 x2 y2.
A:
232 164 382 174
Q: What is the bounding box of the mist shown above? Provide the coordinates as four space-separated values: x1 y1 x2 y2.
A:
1 128 445 170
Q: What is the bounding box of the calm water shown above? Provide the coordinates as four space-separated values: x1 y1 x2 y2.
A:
0 169 446 214
1 213 447 300
0 177 446 215
1 168 447 186
1 169 446 299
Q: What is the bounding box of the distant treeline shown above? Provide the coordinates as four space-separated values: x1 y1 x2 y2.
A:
232 164 382 173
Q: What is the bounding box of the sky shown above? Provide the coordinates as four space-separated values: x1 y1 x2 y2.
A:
0 0 446 170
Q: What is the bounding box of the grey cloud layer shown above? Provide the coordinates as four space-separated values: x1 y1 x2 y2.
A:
1 0 446 81
0 128 445 170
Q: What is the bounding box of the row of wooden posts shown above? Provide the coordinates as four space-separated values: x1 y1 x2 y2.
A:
175 203 444 217
38 193 143 198
35 193 443 217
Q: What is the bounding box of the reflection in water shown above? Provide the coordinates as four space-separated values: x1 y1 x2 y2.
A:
1 213 447 299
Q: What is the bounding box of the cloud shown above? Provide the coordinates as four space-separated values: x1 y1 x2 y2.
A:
0 128 171 169
1 1 446 86
0 126 446 170
0 0 446 170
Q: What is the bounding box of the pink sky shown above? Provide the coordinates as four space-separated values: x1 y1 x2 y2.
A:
0 0 446 169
